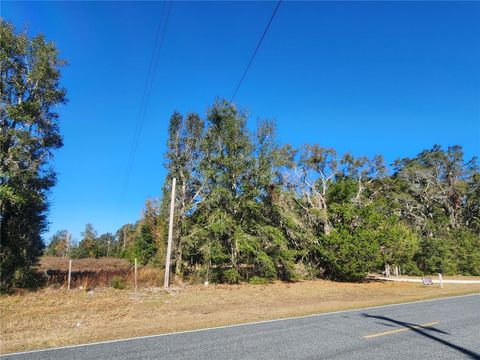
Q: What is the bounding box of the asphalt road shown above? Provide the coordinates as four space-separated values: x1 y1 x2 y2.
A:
3 294 479 360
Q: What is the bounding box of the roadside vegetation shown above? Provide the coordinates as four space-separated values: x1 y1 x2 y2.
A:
1 20 479 294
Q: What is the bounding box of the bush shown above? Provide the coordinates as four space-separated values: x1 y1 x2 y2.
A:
400 261 422 276
278 258 299 282
319 229 381 281
248 276 268 285
414 231 480 276
256 252 277 280
222 269 241 284
12 267 46 291
111 276 127 289
451 230 480 276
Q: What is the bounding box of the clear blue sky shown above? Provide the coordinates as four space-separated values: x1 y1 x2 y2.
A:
3 1 479 243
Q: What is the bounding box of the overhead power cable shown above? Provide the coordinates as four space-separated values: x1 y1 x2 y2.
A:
230 0 282 102
119 1 173 207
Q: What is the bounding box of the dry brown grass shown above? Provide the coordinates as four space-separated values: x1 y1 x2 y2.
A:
1 279 479 354
39 257 132 272
38 257 164 289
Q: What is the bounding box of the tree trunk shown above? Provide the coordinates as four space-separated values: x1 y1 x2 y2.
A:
175 242 182 276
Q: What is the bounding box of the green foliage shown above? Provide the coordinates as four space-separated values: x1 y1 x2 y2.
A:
133 224 157 265
69 225 117 259
318 229 381 281
415 236 450 274
222 269 241 284
378 223 420 267
71 224 98 258
0 21 66 292
415 230 480 276
452 231 480 276
255 251 278 280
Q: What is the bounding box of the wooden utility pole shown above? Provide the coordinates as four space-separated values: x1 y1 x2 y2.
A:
164 177 176 288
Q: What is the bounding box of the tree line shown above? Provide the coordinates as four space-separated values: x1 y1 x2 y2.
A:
159 101 479 282
49 100 480 284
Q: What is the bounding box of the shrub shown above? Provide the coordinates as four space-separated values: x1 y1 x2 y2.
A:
256 252 277 280
248 276 268 285
222 269 241 284
400 261 422 276
111 276 127 289
319 229 381 281
278 258 299 282
12 268 46 291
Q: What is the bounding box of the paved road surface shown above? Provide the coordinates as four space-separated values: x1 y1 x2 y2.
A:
3 294 479 360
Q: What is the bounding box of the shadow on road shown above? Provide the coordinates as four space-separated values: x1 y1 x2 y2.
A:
361 313 480 359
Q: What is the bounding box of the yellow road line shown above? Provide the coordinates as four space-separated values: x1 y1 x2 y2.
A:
363 321 440 339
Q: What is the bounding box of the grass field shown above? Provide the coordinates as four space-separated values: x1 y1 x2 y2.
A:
38 256 164 289
39 256 132 272
1 279 479 354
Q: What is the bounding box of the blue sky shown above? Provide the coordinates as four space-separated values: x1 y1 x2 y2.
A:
2 1 479 243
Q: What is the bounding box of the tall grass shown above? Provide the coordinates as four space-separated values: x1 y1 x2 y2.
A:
41 257 165 289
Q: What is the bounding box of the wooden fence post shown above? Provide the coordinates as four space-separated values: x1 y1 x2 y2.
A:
134 258 138 291
67 259 72 290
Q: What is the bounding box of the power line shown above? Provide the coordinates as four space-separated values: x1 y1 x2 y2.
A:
125 1 167 175
120 1 173 207
230 0 282 102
